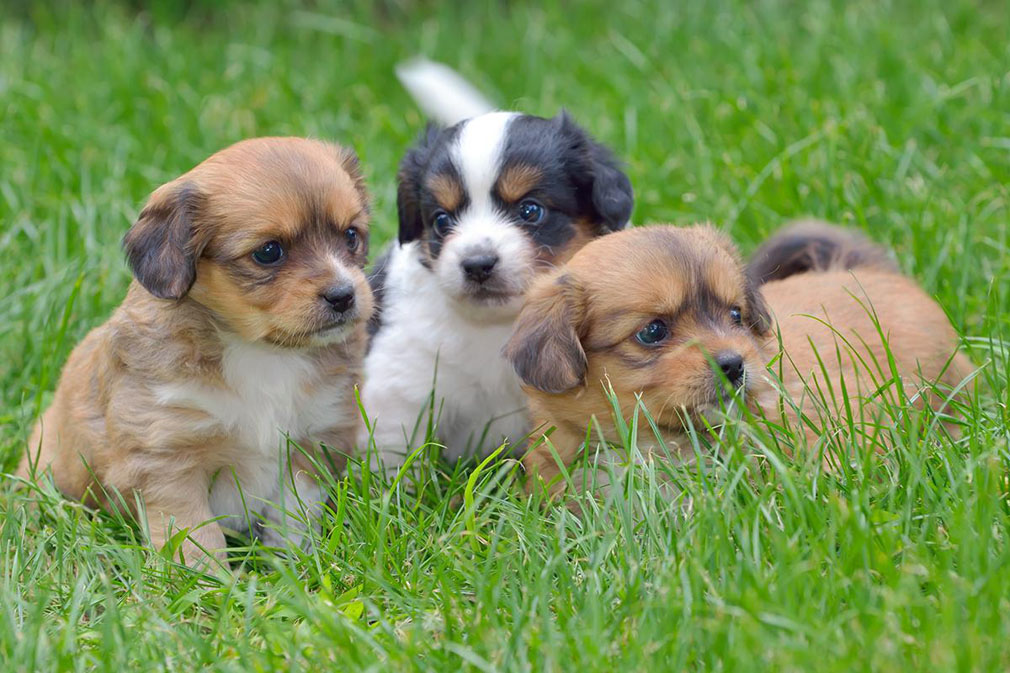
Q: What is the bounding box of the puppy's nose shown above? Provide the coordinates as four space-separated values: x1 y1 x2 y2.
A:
715 350 745 386
321 284 355 313
461 254 499 283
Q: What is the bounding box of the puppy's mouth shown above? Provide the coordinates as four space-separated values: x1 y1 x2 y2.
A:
267 312 360 348
446 269 526 306
463 284 520 304
307 312 360 338
694 374 753 423
310 316 353 334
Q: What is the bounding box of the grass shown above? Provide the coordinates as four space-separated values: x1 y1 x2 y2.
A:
2 0 1010 669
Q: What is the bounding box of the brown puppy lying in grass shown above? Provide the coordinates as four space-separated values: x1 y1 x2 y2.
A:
505 222 974 495
19 137 373 568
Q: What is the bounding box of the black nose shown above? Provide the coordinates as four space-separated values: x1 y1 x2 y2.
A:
322 285 355 313
715 350 745 386
461 254 499 283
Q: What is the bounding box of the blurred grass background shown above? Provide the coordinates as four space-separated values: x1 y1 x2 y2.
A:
2 0 1009 670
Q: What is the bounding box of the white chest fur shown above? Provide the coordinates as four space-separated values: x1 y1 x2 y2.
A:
217 339 334 449
361 244 529 464
154 338 348 526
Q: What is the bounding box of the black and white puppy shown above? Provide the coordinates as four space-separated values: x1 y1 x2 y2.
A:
361 66 633 469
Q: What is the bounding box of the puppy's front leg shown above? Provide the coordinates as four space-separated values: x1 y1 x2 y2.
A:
524 424 585 498
257 461 325 553
358 384 438 476
143 485 226 570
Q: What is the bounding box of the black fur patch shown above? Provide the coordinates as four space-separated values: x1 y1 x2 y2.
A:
394 112 633 268
554 112 634 232
496 113 634 242
748 222 897 285
493 116 583 253
396 123 462 252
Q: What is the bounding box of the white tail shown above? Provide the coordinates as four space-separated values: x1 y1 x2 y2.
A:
395 58 496 126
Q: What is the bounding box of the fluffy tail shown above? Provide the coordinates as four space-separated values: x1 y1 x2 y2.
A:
747 219 898 285
396 58 496 126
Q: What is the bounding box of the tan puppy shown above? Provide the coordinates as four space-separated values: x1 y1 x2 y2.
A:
20 138 374 567
504 223 974 493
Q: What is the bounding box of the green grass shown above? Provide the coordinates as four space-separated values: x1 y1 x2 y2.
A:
3 0 1010 669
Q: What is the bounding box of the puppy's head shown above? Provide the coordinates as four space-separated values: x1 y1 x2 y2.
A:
397 111 633 318
504 225 771 433
123 137 374 348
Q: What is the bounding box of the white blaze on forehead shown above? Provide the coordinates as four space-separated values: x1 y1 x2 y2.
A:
453 111 518 214
440 110 532 306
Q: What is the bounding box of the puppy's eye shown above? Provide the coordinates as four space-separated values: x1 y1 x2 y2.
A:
344 227 361 252
730 306 743 326
252 241 284 266
432 210 454 236
517 199 545 224
636 319 669 345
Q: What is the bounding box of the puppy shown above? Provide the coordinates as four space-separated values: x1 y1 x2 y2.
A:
19 138 373 567
361 65 634 469
505 223 974 492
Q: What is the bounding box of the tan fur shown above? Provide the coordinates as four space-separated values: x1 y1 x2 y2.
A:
508 225 974 496
426 173 463 213
496 163 543 203
755 269 974 453
542 218 598 267
20 137 373 567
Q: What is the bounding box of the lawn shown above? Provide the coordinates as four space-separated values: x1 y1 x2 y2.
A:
2 0 1010 670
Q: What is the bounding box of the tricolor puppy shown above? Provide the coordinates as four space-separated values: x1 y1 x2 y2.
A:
361 108 633 468
20 138 373 568
505 223 973 494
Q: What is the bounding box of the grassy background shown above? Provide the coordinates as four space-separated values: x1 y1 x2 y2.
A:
2 0 1009 669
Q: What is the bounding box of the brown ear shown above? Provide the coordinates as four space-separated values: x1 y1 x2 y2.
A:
122 181 205 300
504 272 587 394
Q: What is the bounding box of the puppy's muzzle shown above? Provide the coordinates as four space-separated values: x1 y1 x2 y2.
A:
703 350 749 415
461 253 499 284
715 350 745 388
321 283 356 317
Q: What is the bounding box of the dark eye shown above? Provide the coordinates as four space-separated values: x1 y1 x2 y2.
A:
344 227 361 252
517 199 545 224
432 210 454 236
636 319 669 345
730 306 743 326
252 241 284 265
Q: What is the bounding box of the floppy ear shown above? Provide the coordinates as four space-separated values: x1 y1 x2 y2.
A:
586 138 634 231
504 272 587 394
397 124 440 244
556 112 634 232
122 181 205 300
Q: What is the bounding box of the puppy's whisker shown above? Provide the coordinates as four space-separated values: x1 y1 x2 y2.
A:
655 389 693 426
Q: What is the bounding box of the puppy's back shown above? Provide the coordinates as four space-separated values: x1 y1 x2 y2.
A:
752 222 975 444
748 219 897 285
